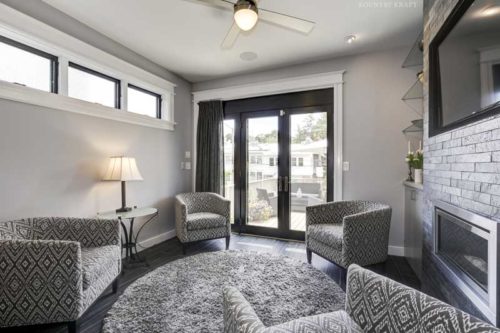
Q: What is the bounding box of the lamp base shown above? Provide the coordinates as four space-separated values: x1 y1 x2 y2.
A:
116 207 133 213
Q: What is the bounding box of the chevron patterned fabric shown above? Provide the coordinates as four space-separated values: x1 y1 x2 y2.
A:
175 192 231 243
306 201 392 268
0 217 121 329
224 265 500 333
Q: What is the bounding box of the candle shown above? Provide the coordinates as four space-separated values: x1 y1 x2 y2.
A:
408 141 411 154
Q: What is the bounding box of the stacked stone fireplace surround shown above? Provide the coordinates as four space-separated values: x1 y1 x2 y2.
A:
423 0 500 322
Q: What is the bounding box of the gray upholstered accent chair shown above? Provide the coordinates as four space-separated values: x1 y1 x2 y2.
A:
224 264 500 333
306 200 392 269
175 192 231 254
0 217 121 333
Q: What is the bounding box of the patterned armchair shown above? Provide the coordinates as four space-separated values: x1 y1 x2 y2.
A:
175 192 231 254
306 201 392 268
0 217 121 333
223 264 500 333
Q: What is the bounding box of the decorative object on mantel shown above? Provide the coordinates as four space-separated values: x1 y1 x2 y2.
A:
103 156 143 213
406 141 423 184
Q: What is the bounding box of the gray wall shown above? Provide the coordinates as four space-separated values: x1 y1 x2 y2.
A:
0 1 193 244
194 47 417 251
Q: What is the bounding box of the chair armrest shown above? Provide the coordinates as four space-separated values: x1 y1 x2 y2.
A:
306 201 353 226
342 208 391 266
223 287 266 333
35 217 120 248
175 196 189 242
346 264 500 332
268 311 362 333
343 208 391 245
0 239 83 326
207 193 231 219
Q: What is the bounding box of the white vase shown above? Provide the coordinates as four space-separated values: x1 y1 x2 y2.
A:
414 169 423 184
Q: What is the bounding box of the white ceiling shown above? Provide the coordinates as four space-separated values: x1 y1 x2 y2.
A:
43 0 423 83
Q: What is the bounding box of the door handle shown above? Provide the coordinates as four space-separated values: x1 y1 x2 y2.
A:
284 176 289 192
278 176 282 192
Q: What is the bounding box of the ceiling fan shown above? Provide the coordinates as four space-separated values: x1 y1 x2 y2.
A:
191 0 315 49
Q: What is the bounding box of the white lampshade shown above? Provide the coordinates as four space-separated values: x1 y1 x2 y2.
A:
103 156 143 181
234 7 258 31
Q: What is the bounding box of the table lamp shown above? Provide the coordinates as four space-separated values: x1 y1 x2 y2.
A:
103 156 143 213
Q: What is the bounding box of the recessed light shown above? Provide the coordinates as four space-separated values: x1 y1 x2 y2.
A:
240 51 258 61
482 5 500 16
345 35 357 44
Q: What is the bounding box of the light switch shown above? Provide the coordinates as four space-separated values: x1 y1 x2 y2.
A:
185 151 191 159
185 162 191 170
342 161 350 171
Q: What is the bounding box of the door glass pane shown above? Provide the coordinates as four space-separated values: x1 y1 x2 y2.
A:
289 112 328 231
247 116 278 228
223 119 235 223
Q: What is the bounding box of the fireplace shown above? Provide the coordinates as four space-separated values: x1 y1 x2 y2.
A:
433 201 499 325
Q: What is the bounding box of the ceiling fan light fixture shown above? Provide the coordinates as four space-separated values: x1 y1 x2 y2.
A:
234 0 258 31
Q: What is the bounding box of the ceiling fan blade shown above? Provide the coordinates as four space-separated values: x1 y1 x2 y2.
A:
187 0 234 11
221 22 240 49
259 9 315 34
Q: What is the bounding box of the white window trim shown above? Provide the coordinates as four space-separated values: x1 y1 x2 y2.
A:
192 70 345 200
0 3 176 131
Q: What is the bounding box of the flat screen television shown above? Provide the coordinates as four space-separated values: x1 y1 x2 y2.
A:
429 0 500 136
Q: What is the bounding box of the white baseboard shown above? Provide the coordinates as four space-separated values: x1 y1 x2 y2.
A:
126 230 406 258
388 246 405 257
135 229 177 253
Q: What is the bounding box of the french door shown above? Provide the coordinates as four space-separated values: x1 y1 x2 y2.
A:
224 102 333 240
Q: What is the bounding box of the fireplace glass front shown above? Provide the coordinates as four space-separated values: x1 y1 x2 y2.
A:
435 208 489 295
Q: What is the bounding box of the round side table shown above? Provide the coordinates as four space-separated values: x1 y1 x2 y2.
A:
98 207 158 269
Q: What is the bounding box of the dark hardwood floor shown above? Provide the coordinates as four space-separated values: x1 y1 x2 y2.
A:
1 233 419 333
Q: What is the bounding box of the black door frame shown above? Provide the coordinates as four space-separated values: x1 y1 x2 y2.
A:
224 89 334 241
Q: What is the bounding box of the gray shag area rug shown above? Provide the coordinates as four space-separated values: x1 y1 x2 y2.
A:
102 250 345 333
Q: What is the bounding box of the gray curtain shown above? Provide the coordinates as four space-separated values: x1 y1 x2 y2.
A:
196 100 224 194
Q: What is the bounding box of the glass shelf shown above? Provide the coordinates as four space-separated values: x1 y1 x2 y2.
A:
402 119 423 134
402 79 423 100
402 32 423 68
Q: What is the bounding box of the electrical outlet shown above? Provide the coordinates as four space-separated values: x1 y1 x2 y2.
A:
185 151 191 159
342 161 350 171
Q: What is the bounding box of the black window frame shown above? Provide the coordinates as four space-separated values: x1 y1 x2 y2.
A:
428 0 500 137
68 62 121 109
128 84 162 119
0 35 58 93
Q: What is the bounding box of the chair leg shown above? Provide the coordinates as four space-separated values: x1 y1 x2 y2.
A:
225 236 230 250
112 278 119 294
68 320 78 333
306 248 312 264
